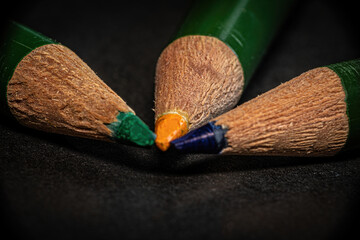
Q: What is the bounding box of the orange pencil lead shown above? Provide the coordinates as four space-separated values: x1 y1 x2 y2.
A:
155 113 188 151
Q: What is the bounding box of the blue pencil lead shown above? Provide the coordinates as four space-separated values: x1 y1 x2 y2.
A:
170 122 227 153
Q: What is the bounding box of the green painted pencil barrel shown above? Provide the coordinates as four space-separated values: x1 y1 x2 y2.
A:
0 21 57 116
328 59 360 149
176 0 294 85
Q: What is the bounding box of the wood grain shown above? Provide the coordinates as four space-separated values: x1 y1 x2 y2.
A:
7 44 132 141
155 35 243 130
216 67 349 156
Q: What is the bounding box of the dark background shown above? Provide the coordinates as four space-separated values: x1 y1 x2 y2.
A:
1 0 360 239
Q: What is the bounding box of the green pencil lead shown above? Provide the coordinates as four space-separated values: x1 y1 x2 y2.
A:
107 112 156 147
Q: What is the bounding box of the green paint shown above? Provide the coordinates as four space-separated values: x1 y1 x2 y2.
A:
175 0 293 86
107 112 156 147
327 59 360 150
0 21 57 116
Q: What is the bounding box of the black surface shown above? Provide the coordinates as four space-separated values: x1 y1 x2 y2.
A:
1 0 360 239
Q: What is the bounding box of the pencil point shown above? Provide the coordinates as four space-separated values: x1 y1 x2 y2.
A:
155 113 188 151
170 122 227 153
107 112 156 147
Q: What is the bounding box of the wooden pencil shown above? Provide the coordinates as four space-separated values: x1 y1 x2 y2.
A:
171 59 360 156
0 22 155 146
154 0 294 151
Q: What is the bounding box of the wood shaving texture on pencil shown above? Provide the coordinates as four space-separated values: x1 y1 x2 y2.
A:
216 67 349 156
155 35 243 130
7 44 133 141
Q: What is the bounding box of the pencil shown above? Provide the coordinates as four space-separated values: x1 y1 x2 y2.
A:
0 22 155 146
154 0 293 151
171 59 360 156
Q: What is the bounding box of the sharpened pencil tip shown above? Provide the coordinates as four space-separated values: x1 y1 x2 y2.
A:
170 122 227 153
155 113 188 151
107 112 156 146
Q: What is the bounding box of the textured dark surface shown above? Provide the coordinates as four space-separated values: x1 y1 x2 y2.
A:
1 0 360 239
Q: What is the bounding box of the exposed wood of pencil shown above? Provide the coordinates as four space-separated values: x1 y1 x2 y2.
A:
7 44 133 141
215 67 349 156
155 35 243 130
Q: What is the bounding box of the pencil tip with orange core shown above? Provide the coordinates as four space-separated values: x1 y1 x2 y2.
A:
155 113 188 151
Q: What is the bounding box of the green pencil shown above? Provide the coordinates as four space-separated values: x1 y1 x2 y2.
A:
154 0 294 151
171 59 360 156
0 22 155 146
